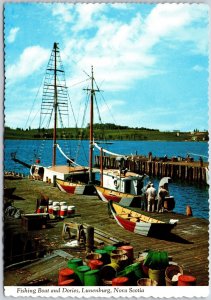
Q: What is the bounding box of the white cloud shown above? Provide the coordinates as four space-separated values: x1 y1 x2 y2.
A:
51 3 73 22
193 65 204 72
6 46 50 81
7 27 20 43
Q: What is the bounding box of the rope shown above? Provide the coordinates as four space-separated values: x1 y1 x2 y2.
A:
187 152 208 159
94 142 127 158
56 144 83 167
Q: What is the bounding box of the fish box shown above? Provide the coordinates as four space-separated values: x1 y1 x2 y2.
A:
21 213 49 230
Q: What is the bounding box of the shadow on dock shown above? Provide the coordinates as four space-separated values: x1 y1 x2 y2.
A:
152 232 194 244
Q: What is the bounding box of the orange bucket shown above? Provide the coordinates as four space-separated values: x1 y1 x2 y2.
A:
178 275 196 286
58 279 75 286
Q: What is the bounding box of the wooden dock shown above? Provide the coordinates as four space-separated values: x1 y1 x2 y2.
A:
95 155 209 184
4 178 209 286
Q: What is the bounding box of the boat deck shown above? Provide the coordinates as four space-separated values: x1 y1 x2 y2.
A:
4 178 209 286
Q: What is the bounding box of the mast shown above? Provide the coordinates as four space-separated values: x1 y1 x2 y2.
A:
89 66 94 183
52 42 58 166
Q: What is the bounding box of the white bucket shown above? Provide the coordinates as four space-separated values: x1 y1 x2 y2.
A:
60 201 67 206
60 205 68 218
53 205 60 217
67 206 75 217
53 201 60 206
48 200 53 205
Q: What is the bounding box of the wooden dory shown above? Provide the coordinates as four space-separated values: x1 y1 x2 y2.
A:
108 201 178 237
56 179 95 195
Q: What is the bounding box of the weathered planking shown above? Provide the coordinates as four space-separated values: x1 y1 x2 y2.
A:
4 178 209 286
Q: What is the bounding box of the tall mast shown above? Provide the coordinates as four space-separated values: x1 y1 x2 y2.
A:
52 42 58 166
89 66 94 183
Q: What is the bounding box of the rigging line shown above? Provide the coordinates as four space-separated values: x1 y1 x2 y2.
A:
69 78 90 88
94 93 103 124
24 77 44 129
94 142 127 158
67 92 78 129
56 144 83 167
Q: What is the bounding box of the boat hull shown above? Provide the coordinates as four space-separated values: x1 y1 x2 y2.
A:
56 179 96 195
109 201 177 237
95 185 143 207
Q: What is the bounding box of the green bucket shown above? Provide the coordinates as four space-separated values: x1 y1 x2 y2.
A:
103 245 117 255
117 262 143 285
84 269 101 286
95 249 110 264
68 258 83 271
76 265 91 285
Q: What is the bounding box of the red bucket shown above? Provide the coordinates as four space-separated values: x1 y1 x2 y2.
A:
178 275 196 286
88 259 103 270
58 279 75 286
58 268 75 284
112 277 129 286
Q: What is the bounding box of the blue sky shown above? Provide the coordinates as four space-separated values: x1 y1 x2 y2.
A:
4 2 209 131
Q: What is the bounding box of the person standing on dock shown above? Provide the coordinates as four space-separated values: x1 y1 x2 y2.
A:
157 185 169 213
145 183 157 212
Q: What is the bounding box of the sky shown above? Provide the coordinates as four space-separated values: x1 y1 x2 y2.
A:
4 2 209 132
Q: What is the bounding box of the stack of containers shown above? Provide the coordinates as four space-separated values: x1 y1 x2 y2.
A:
47 201 76 219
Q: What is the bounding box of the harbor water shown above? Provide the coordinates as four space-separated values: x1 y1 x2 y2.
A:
4 139 209 220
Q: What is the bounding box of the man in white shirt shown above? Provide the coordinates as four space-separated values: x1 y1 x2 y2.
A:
145 183 157 212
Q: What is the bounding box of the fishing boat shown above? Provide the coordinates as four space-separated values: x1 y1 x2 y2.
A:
11 43 96 193
108 201 178 237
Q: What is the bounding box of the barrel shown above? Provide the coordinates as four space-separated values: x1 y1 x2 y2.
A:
60 205 68 218
118 245 134 263
58 279 75 286
67 258 83 271
100 262 120 280
88 259 103 270
112 277 129 286
76 265 91 285
58 268 75 284
95 249 110 264
178 275 196 286
53 205 60 218
67 206 75 216
84 269 101 286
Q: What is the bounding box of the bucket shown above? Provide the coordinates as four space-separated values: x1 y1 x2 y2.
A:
165 265 183 286
118 262 143 285
53 201 60 206
85 253 102 263
178 275 196 286
137 278 158 286
88 259 103 270
67 206 75 216
60 201 67 206
48 200 53 205
95 249 110 264
103 245 117 255
118 245 134 263
53 205 60 218
76 265 91 285
112 277 129 286
60 205 68 218
148 268 165 286
37 206 44 213
67 258 83 271
110 254 129 269
84 269 101 286
58 268 75 284
48 205 53 214
100 262 120 280
58 279 75 286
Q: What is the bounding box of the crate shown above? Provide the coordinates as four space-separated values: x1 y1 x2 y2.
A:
21 213 48 230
